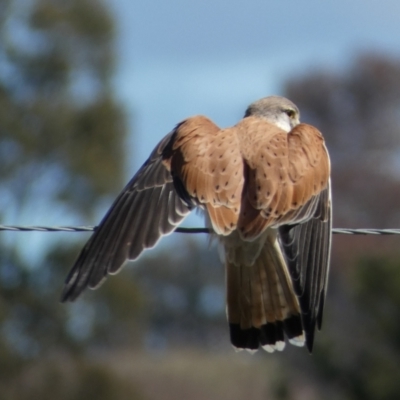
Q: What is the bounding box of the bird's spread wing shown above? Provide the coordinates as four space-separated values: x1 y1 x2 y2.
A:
278 181 332 352
61 119 209 302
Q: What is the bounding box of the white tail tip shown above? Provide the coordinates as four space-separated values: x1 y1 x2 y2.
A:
289 334 305 347
262 340 286 353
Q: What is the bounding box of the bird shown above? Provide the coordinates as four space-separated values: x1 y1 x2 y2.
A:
61 96 331 354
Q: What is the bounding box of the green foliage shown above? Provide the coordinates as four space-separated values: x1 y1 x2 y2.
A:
0 0 144 398
0 0 125 216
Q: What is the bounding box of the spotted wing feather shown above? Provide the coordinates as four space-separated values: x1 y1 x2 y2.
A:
237 119 330 239
170 117 244 235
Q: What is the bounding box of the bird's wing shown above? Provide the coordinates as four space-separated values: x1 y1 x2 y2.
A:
62 116 221 301
169 117 245 235
236 120 330 239
278 182 332 352
275 124 332 351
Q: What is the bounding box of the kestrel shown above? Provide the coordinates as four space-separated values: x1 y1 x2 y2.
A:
62 96 331 353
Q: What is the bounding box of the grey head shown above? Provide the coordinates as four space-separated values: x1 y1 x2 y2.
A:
244 96 300 132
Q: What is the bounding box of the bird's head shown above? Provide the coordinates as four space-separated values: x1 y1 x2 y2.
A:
244 96 300 132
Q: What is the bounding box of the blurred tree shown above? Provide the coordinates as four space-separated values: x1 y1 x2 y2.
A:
279 53 400 400
0 0 125 220
0 0 143 397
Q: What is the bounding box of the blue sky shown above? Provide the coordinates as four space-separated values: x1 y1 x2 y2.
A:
106 0 400 174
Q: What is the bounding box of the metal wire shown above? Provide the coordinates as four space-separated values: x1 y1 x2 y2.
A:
0 225 399 235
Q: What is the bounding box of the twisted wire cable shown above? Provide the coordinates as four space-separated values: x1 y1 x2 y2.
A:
0 225 399 235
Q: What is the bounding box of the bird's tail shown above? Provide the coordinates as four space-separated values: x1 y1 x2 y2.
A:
226 234 305 352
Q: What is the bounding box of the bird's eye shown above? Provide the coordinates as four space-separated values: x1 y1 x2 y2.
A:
284 109 295 118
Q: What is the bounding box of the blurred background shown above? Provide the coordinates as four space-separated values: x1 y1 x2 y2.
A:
1 0 400 399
